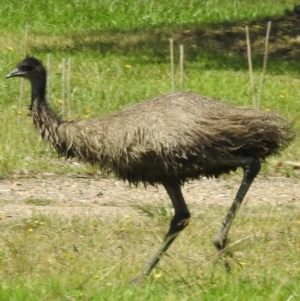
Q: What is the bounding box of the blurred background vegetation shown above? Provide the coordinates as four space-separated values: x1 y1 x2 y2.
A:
1 0 300 177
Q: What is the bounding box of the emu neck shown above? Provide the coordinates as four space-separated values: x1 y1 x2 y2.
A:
30 75 46 108
29 75 63 149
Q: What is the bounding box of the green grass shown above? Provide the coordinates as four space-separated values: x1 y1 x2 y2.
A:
0 0 295 34
0 204 299 300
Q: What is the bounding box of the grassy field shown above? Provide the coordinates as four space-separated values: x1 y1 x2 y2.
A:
0 203 299 301
0 0 300 300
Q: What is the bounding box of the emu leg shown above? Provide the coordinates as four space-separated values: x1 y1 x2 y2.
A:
130 183 190 283
212 157 261 255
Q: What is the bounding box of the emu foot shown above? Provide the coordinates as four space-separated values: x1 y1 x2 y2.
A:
212 233 232 272
220 254 248 273
212 232 227 252
129 273 147 285
221 256 232 273
217 251 233 273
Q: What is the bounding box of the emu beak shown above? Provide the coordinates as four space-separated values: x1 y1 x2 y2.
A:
6 68 22 79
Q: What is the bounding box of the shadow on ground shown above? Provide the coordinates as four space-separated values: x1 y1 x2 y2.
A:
34 11 300 73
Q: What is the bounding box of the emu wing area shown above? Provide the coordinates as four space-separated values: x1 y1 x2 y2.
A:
63 92 293 185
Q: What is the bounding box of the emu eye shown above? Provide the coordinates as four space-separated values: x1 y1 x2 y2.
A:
21 65 33 72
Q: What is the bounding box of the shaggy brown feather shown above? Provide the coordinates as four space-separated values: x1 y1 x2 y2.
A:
5 56 293 185
32 89 293 185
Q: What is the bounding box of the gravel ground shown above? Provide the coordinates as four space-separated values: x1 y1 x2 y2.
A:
0 174 298 221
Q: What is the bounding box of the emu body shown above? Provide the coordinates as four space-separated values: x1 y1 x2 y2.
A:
7 57 294 280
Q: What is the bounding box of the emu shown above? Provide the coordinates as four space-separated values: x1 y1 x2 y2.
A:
7 56 293 280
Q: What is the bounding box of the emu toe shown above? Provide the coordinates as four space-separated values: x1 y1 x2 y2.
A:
129 274 147 285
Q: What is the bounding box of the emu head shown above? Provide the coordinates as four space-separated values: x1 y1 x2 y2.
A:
6 56 45 81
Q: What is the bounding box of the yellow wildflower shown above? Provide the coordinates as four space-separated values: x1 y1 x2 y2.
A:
153 273 162 278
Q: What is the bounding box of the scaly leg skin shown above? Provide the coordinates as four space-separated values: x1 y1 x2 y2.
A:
130 183 190 284
212 158 261 271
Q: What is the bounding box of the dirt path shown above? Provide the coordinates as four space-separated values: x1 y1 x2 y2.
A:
0 174 298 221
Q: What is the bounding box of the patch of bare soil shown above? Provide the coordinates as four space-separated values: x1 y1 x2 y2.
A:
0 174 298 221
